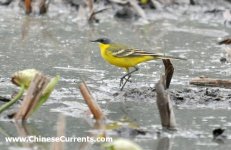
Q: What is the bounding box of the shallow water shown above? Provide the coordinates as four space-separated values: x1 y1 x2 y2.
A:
1 2 231 150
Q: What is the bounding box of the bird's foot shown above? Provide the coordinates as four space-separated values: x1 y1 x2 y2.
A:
119 75 131 90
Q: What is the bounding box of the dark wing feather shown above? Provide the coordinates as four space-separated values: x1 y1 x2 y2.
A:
111 48 174 58
114 49 155 57
107 43 128 56
108 44 187 60
108 43 155 57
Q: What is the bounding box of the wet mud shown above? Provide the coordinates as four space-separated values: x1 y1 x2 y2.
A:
114 86 231 107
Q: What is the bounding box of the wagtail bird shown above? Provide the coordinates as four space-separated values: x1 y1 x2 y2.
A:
91 38 186 90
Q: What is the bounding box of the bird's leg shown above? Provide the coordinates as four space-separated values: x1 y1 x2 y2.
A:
120 75 127 88
120 68 129 87
120 66 139 91
120 74 132 86
125 75 132 83
120 74 131 91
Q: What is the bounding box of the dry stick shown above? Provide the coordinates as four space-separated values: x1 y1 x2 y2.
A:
86 0 94 22
150 0 162 9
14 73 49 121
94 119 106 137
86 0 109 23
128 0 147 19
88 8 108 23
24 74 49 119
155 75 177 130
86 0 94 14
190 77 231 88
162 59 174 89
79 82 104 120
25 0 32 14
218 38 231 45
39 0 48 14
78 82 106 150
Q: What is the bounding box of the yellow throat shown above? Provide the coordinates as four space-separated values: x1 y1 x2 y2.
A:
99 43 110 58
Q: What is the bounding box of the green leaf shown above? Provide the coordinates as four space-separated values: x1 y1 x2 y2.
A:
33 75 60 112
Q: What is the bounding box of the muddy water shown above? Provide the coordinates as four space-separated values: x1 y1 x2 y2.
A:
1 3 231 150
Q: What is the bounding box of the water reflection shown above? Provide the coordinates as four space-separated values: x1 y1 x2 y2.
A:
14 122 34 148
78 119 106 150
156 137 171 150
9 122 48 150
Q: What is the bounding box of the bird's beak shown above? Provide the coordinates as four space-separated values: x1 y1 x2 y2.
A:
90 40 98 43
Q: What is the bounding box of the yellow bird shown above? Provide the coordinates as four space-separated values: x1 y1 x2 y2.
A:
91 38 186 90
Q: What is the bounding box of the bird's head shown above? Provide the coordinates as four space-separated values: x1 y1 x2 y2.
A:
91 38 111 45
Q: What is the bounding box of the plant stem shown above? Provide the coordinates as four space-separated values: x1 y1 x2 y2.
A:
0 85 25 114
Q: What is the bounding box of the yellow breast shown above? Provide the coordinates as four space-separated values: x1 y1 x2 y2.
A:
99 43 153 69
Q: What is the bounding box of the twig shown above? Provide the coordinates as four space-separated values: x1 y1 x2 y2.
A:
88 8 108 23
39 0 49 14
14 73 49 121
78 82 106 150
155 75 177 130
218 38 231 45
86 0 94 22
190 77 231 88
79 82 104 120
150 0 162 9
162 59 174 89
86 0 94 14
127 0 147 19
25 0 32 14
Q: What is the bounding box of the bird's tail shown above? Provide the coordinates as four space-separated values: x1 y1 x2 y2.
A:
152 54 187 60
